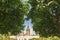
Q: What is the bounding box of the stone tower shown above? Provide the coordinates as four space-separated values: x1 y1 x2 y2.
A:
26 26 30 36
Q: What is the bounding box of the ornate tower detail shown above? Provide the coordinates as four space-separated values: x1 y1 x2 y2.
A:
26 26 30 36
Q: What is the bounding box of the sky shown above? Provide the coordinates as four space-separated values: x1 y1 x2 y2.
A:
23 15 35 35
22 0 28 2
21 0 35 35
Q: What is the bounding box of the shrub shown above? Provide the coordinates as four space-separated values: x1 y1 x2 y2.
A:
0 34 16 40
30 36 60 40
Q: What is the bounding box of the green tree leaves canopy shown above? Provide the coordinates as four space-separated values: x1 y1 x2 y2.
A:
0 0 29 34
28 0 60 37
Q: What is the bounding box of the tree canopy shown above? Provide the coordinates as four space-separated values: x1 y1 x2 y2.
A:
0 0 60 37
27 0 60 37
0 0 29 34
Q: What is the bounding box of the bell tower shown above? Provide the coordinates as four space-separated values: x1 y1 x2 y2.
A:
26 25 30 36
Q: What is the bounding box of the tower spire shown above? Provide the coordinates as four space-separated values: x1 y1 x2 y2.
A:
27 21 29 28
26 21 30 36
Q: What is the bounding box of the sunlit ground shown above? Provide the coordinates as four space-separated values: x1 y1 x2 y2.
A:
0 34 60 40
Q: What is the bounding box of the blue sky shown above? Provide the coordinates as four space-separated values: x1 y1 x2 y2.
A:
22 0 35 35
22 0 28 2
23 16 35 35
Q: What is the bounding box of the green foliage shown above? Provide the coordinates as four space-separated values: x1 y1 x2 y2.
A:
30 36 60 40
28 0 60 37
0 34 16 40
0 34 60 40
0 0 29 34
